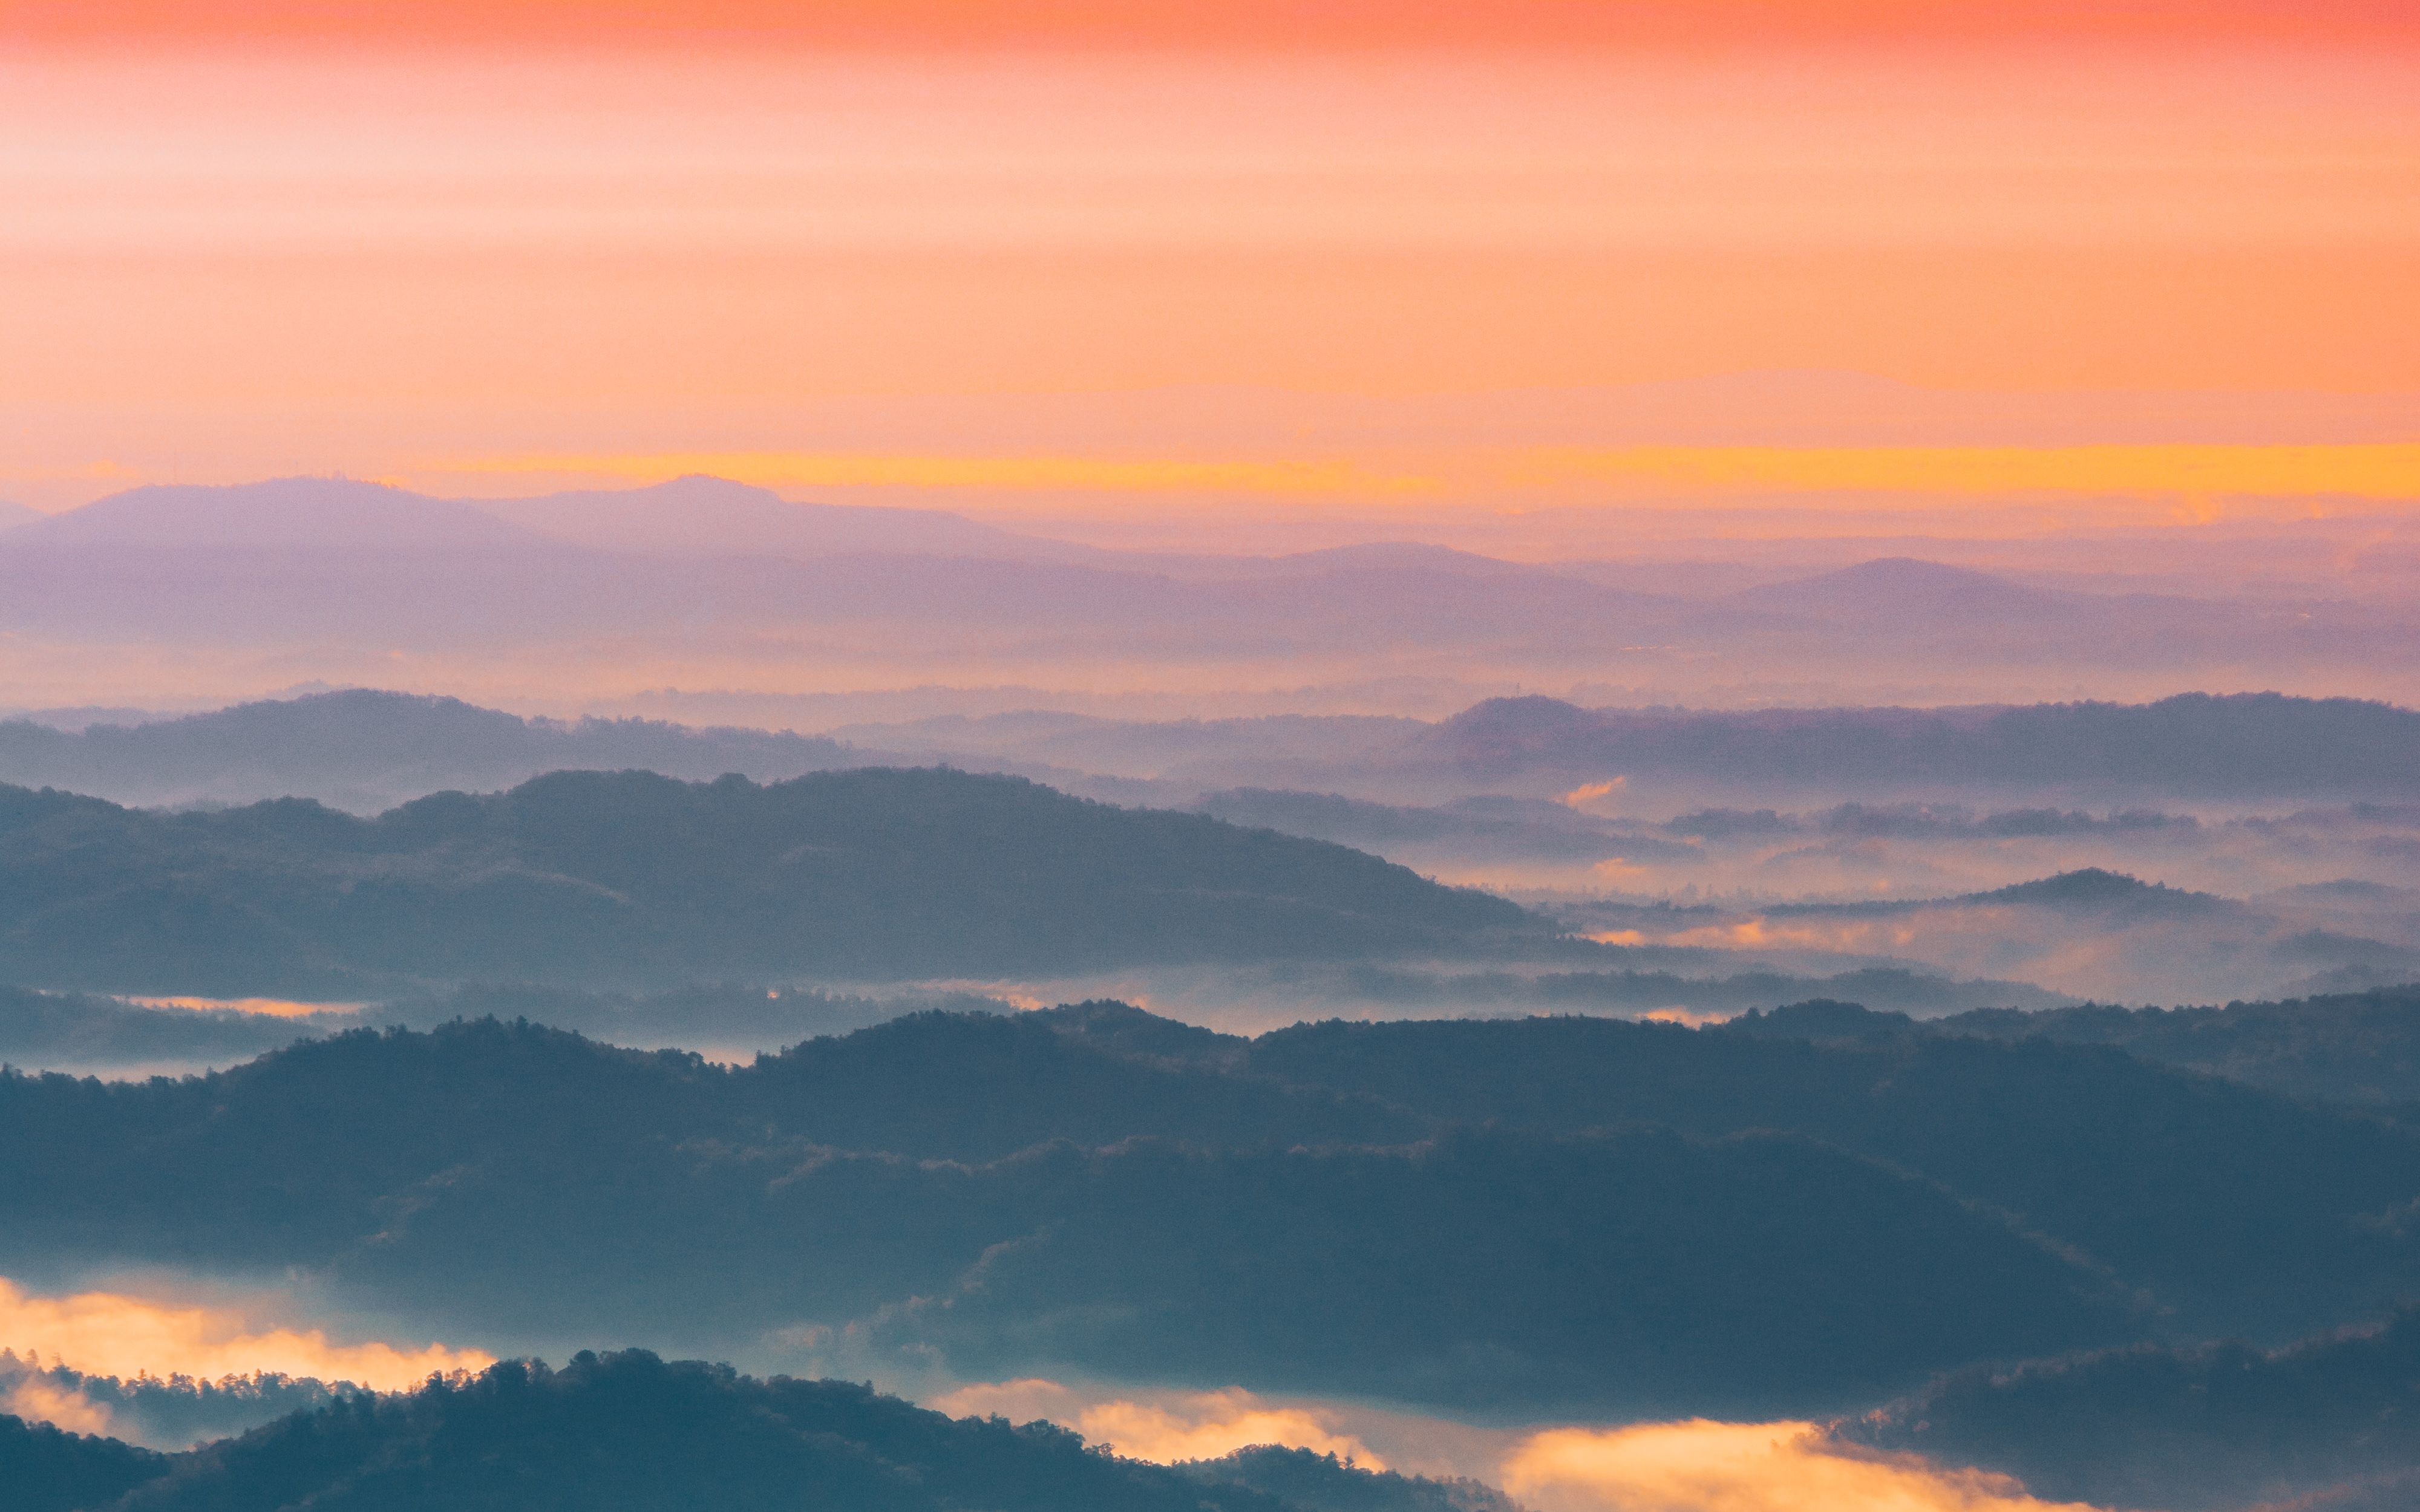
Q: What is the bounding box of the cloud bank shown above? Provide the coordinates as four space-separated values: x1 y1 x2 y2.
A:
0 1277 491 1393
1501 1421 2102 1512
931 1379 1384 1468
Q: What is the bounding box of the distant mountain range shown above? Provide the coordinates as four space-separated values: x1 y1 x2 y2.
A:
4 475 1095 565
1551 866 2420 1008
0 478 1695 651
10 687 2420 818
1 478 2409 692
471 474 1110 564
1425 690 2420 797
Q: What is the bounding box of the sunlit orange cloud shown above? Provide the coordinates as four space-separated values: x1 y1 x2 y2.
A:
1 1374 117 1436
0 1278 493 1390
930 1379 1384 1467
926 1389 2108 1510
1502 1421 2102 1512
123 996 361 1020
1640 1008 1735 1028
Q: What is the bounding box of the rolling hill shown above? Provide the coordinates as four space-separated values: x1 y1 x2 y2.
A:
5 1350 1508 1512
0 768 1540 994
9 1005 2420 1413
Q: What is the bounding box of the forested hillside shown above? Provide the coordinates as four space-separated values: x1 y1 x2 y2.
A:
0 770 1537 994
4 1351 1506 1512
8 1008 2419 1415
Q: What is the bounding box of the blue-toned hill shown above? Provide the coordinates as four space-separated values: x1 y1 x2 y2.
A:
0 768 1540 994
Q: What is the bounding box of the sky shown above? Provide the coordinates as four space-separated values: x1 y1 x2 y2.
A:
4 2 2416 555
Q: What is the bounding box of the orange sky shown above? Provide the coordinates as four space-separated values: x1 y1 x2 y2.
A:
14 0 2420 50
3 4 2415 545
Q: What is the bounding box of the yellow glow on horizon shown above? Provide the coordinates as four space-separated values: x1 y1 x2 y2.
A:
425 444 2420 524
1517 443 2420 504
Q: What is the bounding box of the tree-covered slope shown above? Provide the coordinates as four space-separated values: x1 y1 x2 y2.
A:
1853 1307 2420 1512
0 1414 163 1512
9 1351 1497 1512
1234 1014 2420 1338
0 768 1539 993
1731 986 2420 1112
12 1009 2420 1413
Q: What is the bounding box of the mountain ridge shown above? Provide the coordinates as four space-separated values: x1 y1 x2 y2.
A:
0 766 1542 993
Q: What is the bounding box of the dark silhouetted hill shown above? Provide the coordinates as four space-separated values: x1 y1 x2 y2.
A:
1934 985 2420 1108
882 1124 2118 1413
0 767 1540 994
1236 1014 2420 1339
13 1009 2420 1412
1 1413 163 1512
0 1017 2140 1416
1853 1307 2420 1512
1 1352 339 1453
1719 997 1916 1044
1732 985 2420 1111
17 1349 1496 1512
1179 1447 1517 1512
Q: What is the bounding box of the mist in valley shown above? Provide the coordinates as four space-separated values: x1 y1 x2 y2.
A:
0 479 2416 1512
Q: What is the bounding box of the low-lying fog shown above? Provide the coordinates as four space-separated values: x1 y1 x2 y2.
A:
2 688 2415 1031
0 1265 2096 1511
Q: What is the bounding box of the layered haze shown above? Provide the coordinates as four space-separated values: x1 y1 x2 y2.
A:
8 4 2420 1509
1 479 2418 715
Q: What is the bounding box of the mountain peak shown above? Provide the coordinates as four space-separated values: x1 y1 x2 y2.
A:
1743 558 2062 621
